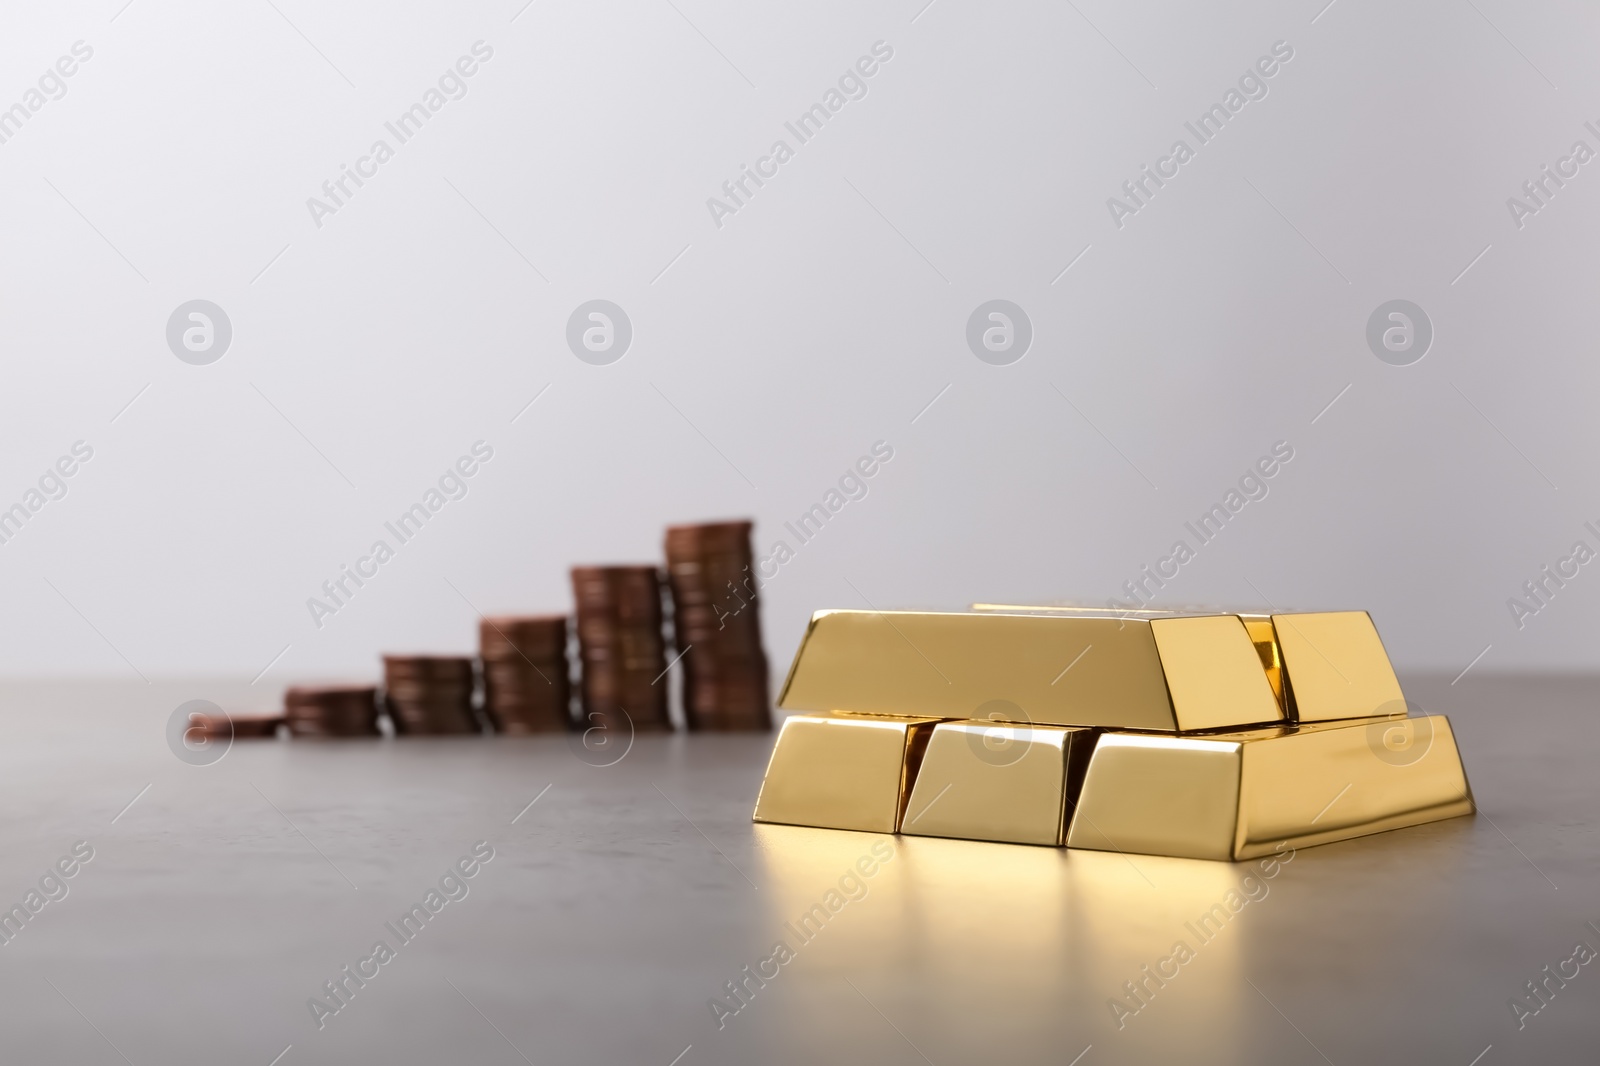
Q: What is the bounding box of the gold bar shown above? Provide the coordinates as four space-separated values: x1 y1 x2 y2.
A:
752 711 940 833
777 609 1283 732
1065 715 1473 860
901 721 1094 846
970 604 1404 724
1271 611 1405 722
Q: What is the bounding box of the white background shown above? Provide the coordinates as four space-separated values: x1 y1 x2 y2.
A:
0 0 1595 684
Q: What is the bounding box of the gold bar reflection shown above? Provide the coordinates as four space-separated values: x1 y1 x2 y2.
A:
901 722 1094 846
777 609 1283 732
752 826 1262 1045
1066 715 1473 860
752 712 939 833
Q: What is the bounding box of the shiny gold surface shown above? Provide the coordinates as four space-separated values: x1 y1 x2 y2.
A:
901 722 1094 846
1149 615 1282 732
1272 611 1405 722
777 609 1283 732
973 602 1291 708
969 605 1405 725
752 711 939 833
1240 615 1284 708
970 604 1177 615
1067 715 1473 860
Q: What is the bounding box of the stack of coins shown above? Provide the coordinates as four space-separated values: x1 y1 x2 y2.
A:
196 711 283 739
664 521 771 731
382 656 478 735
570 566 672 731
479 615 572 733
284 686 381 737
209 710 284 736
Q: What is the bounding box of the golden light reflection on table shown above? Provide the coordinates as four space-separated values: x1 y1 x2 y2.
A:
749 823 1314 1041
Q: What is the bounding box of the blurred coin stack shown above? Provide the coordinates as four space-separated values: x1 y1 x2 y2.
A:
570 566 672 731
283 685 381 737
479 615 572 733
195 710 283 740
382 655 478 735
664 521 771 731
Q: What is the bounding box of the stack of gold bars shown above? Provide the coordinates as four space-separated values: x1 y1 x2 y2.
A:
753 606 1474 860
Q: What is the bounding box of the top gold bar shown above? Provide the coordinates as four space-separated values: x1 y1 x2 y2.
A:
1266 610 1405 721
971 604 1405 723
777 608 1284 732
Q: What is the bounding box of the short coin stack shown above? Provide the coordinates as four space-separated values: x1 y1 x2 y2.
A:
284 685 381 737
479 615 572 733
754 608 1476 860
664 521 771 731
570 566 671 731
196 711 284 739
382 656 478 735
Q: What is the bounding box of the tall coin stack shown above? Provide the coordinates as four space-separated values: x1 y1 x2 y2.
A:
664 521 771 731
382 655 478 735
479 615 572 733
284 685 381 737
570 566 672 731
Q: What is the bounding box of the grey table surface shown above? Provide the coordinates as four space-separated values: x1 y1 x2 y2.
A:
0 674 1592 1065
